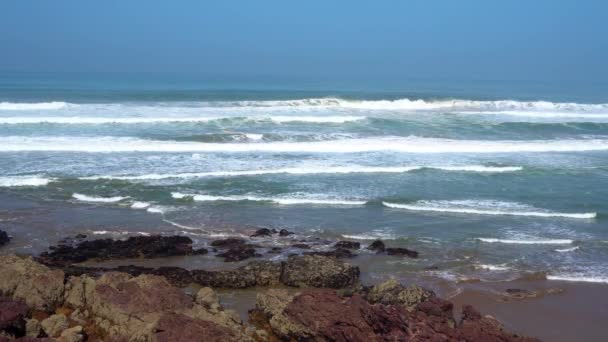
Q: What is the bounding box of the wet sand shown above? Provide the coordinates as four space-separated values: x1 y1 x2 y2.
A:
449 280 608 342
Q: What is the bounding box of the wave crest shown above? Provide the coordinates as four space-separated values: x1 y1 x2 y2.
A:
382 200 596 219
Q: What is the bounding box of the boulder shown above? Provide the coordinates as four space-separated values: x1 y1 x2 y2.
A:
25 318 42 338
279 229 294 236
154 312 242 342
216 245 261 262
40 314 68 338
252 287 541 342
57 325 84 342
0 297 29 337
252 289 410 341
210 238 246 248
192 260 283 288
386 247 419 258
366 279 435 311
38 235 207 266
281 255 359 288
0 230 10 247
367 240 385 252
63 272 246 341
250 228 273 237
0 255 65 311
334 241 360 249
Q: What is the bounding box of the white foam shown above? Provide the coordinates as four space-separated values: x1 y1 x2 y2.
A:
341 231 396 240
2 98 607 115
4 136 608 153
0 176 53 187
555 246 580 253
245 133 264 140
130 201 151 209
72 193 128 203
475 264 511 271
476 238 573 245
0 102 68 110
146 207 165 214
171 192 366 206
382 200 596 219
82 165 521 181
547 275 608 283
0 115 365 124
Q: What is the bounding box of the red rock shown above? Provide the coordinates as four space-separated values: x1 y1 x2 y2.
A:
154 313 240 342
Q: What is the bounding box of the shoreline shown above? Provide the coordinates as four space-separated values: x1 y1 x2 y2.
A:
1 229 607 341
1 193 607 341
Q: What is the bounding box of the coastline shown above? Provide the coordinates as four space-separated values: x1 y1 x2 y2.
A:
1 195 607 340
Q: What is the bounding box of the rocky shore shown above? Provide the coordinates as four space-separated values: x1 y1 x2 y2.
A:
0 233 542 341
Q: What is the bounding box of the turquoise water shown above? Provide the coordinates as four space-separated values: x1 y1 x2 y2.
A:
1 73 608 284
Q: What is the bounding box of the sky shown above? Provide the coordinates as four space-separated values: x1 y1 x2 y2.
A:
0 0 607 82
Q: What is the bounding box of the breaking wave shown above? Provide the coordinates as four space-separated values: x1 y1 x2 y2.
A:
382 200 596 219
72 193 128 203
81 165 522 181
476 238 574 244
0 176 53 187
3 136 608 153
171 192 366 206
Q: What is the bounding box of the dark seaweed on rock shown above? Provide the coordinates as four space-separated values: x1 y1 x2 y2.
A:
0 230 10 247
38 235 208 266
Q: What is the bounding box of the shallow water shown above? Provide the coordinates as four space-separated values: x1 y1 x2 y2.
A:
1 74 607 285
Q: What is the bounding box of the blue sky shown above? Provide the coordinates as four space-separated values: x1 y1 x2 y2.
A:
1 0 606 82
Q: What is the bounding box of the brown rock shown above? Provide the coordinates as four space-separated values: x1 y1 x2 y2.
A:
0 297 29 337
155 312 241 342
366 279 435 311
280 255 359 288
0 255 65 311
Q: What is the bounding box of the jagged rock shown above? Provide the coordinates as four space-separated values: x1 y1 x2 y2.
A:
290 243 310 249
0 297 29 337
281 255 359 288
366 279 435 310
40 314 68 338
63 272 246 341
249 289 310 339
192 261 283 288
267 247 283 254
334 241 360 249
38 235 207 266
252 289 410 341
306 248 356 258
250 228 273 237
0 230 10 247
0 255 65 311
367 240 385 252
195 287 221 312
216 245 261 262
57 325 84 342
453 305 541 341
25 319 42 338
386 247 419 258
210 238 246 248
154 313 241 342
279 229 294 236
252 287 541 342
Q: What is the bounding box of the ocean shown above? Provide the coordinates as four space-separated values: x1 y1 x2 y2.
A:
1 72 607 285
